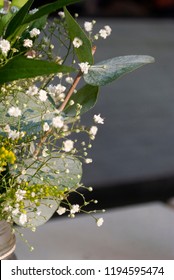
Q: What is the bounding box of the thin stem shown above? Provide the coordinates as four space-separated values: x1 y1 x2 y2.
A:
59 70 83 112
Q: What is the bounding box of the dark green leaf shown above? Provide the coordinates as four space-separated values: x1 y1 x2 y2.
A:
64 7 93 64
23 0 81 24
5 0 34 38
65 84 99 116
0 55 75 84
84 55 155 86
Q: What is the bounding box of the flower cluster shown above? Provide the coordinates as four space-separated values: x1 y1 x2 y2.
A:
0 0 154 250
0 0 110 236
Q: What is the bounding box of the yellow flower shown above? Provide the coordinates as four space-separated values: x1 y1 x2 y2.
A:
0 147 16 170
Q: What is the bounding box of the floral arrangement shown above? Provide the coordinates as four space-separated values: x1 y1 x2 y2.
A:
0 0 154 248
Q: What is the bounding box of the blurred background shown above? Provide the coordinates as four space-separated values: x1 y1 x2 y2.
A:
16 0 174 259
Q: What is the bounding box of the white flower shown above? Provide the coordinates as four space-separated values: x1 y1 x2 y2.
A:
85 158 93 164
0 39 10 55
70 204 80 214
4 124 11 133
8 106 21 117
52 116 64 128
15 189 26 202
43 122 50 132
65 77 74 84
8 130 20 140
47 84 66 97
104 25 112 36
12 208 19 216
63 140 74 152
84 21 93 32
38 89 48 102
11 6 19 13
42 147 49 157
29 28 40 38
94 114 104 124
99 29 108 39
57 206 66 215
23 39 33 48
19 213 27 225
29 8 38 14
26 85 38 96
58 11 65 18
99 25 112 39
73 37 83 48
79 62 90 74
89 126 98 136
96 217 104 227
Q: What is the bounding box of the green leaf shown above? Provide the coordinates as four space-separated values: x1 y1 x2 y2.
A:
84 55 155 86
65 84 99 116
64 7 93 64
0 0 3 8
11 0 29 8
23 0 81 24
5 0 34 38
0 55 75 84
0 12 13 37
14 155 82 188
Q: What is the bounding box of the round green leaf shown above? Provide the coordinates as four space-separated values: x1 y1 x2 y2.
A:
84 55 155 86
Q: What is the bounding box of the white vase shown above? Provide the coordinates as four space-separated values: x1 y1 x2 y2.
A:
0 220 16 260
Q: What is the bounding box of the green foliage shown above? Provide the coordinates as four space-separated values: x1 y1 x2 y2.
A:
11 0 29 8
14 155 82 188
5 0 34 39
65 84 99 116
23 0 81 24
64 7 93 64
0 55 75 84
84 55 155 86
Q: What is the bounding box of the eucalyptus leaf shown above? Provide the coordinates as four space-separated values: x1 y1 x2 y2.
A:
64 7 93 64
14 155 82 188
13 198 60 227
65 84 99 116
0 55 75 84
84 55 155 86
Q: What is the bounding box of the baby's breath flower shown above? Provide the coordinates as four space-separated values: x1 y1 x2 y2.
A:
84 21 93 32
96 217 104 227
58 11 65 18
79 62 90 74
38 89 48 102
89 126 98 136
99 25 112 39
0 39 10 55
85 158 93 164
52 116 64 128
26 85 38 96
19 213 27 225
57 207 66 215
70 204 80 214
65 77 74 84
73 37 83 48
23 39 33 48
62 140 74 152
29 28 40 38
8 106 21 117
29 8 38 14
43 122 50 132
93 114 104 124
